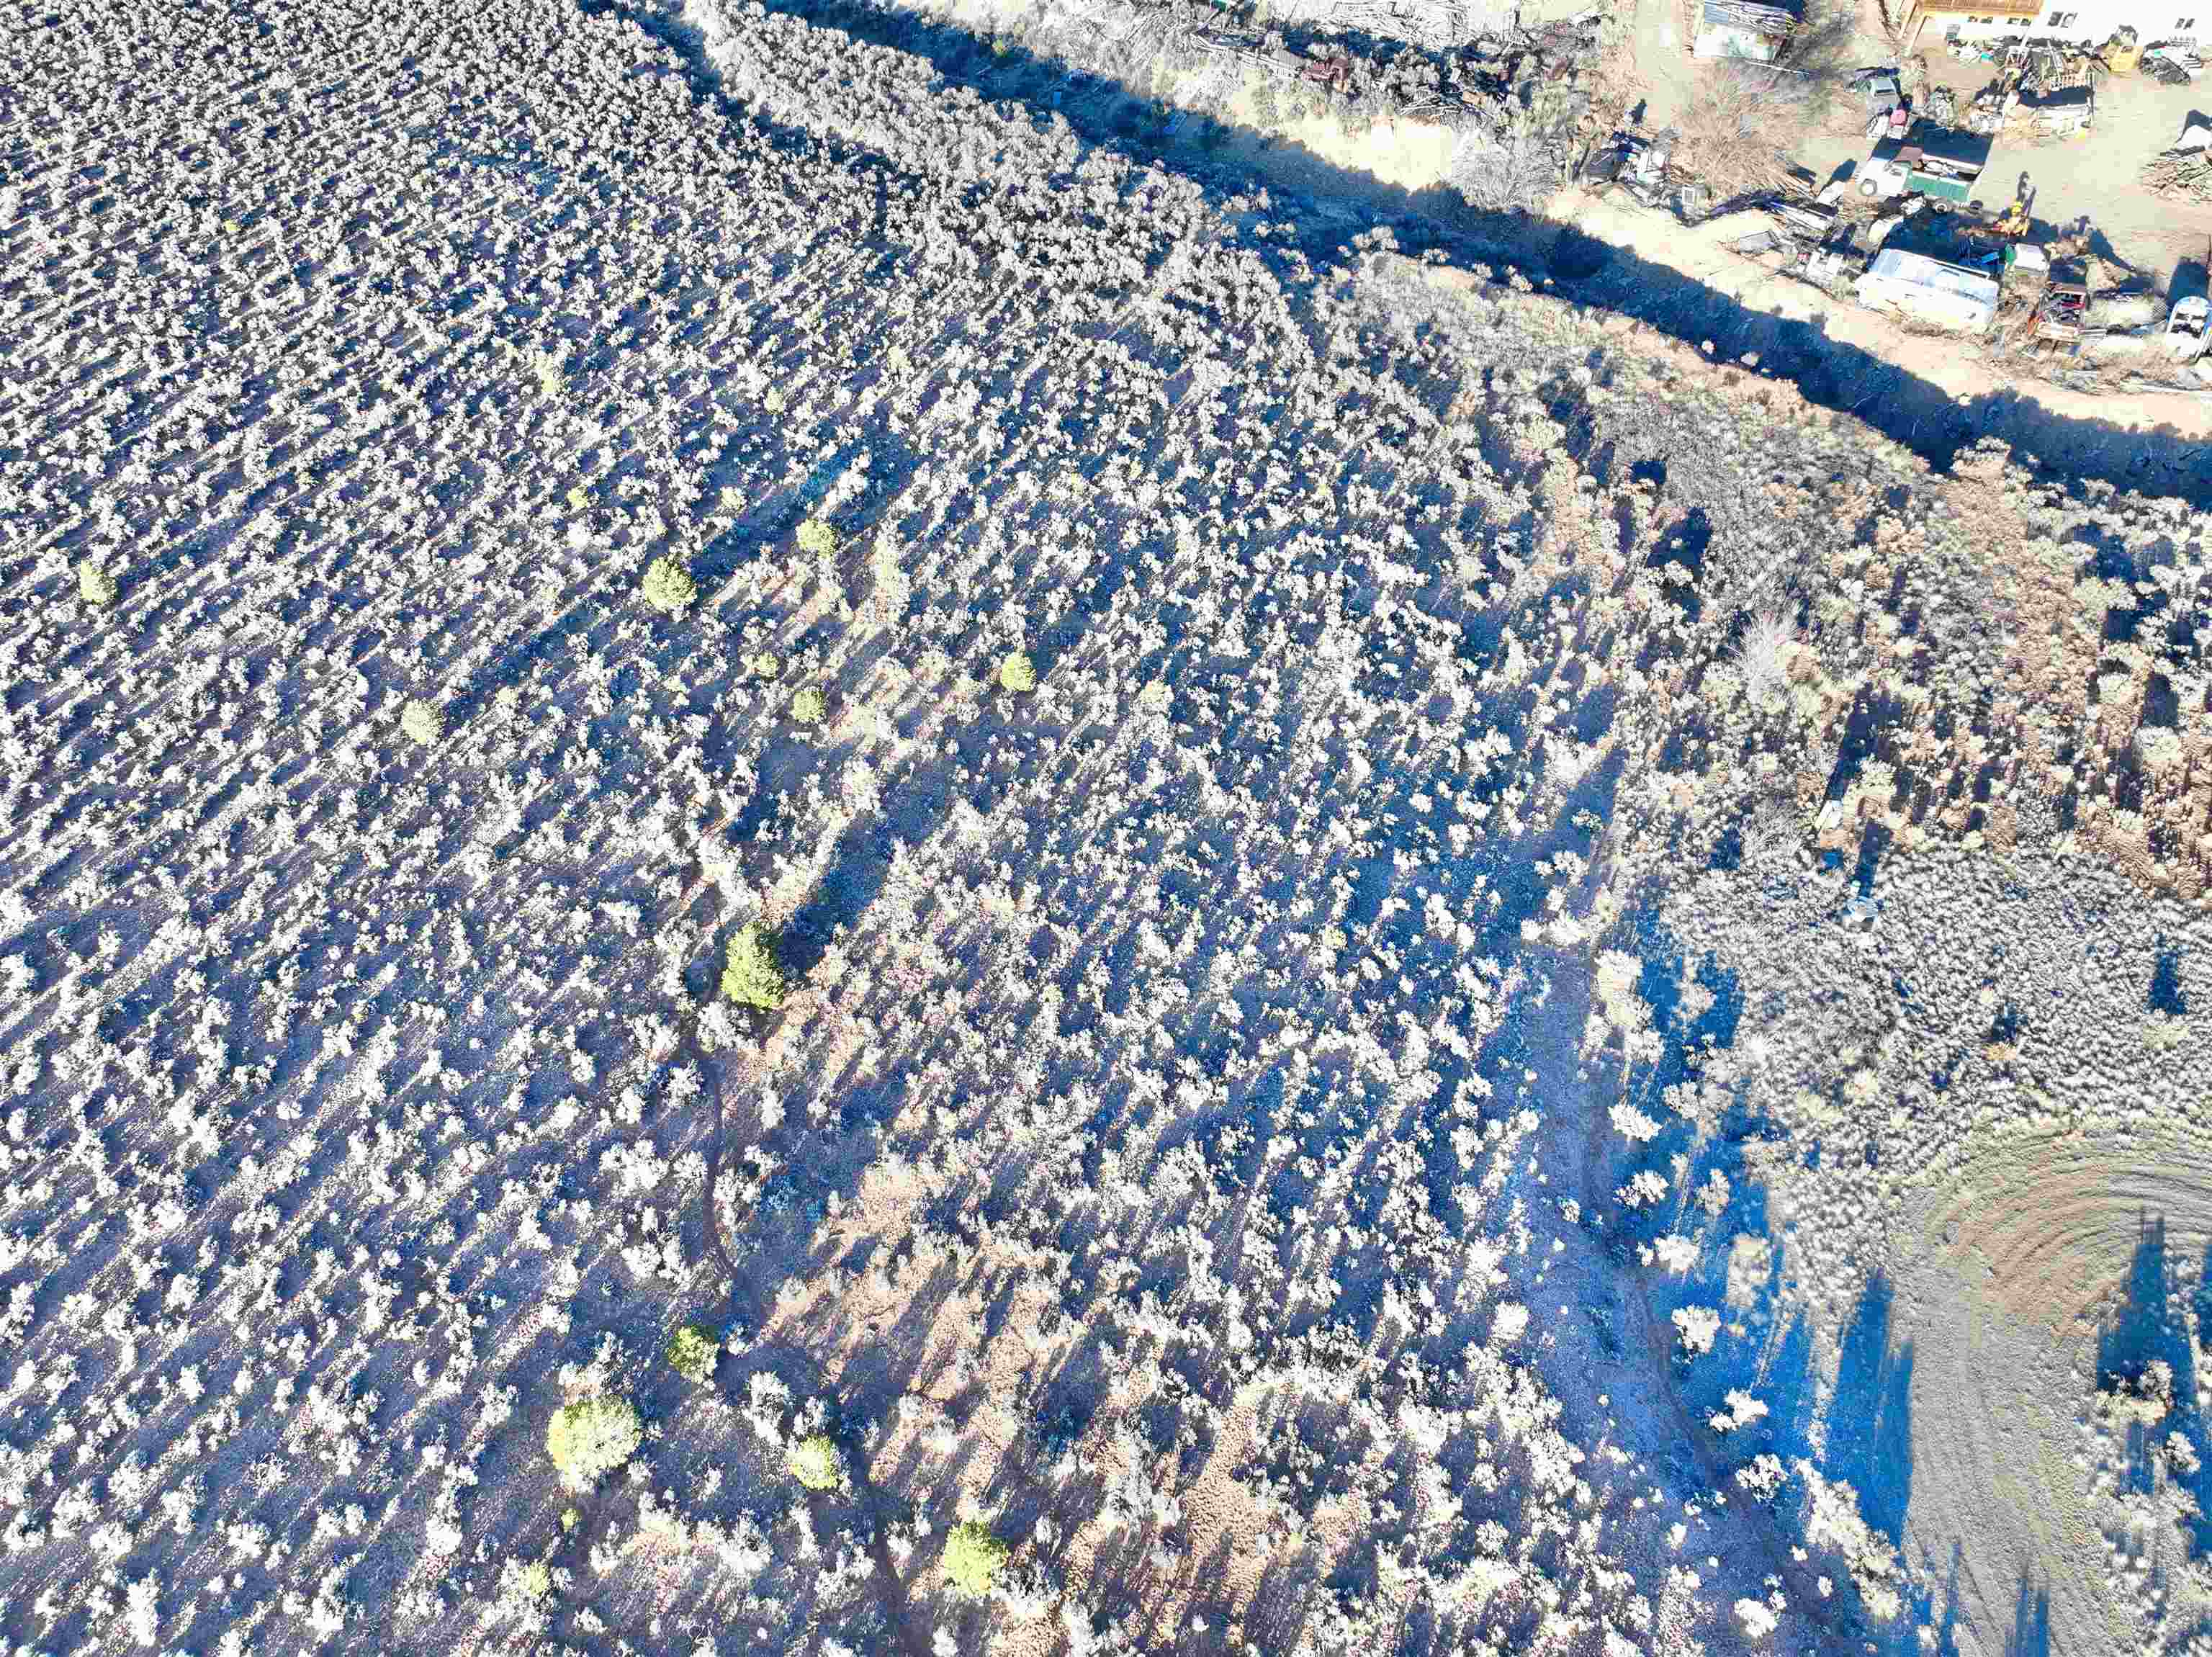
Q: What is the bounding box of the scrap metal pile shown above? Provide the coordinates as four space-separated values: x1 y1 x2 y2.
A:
2144 43 2205 84
1183 2 1599 118
2141 145 2212 201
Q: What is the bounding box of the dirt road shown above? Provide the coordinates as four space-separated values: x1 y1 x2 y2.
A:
1552 182 2212 452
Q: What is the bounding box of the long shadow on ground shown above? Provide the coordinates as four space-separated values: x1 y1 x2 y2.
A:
1616 928 1964 1654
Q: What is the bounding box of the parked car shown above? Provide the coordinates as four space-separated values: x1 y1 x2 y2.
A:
1859 71 1903 113
1851 66 1904 103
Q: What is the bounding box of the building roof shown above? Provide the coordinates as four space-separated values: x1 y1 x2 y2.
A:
1698 0 1795 35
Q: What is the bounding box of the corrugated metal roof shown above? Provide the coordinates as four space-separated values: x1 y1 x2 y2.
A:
1856 248 1999 333
1698 0 1794 35
1866 248 1998 300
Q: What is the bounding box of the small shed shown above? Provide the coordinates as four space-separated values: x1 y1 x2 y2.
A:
1694 0 1795 60
1854 248 2000 334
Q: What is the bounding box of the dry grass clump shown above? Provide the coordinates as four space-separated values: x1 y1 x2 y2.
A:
1449 114 1563 215
1735 609 1796 709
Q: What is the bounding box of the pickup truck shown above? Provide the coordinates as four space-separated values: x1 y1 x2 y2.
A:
1856 158 1972 205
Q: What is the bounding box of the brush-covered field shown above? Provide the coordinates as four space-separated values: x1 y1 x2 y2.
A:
5 2 2212 1654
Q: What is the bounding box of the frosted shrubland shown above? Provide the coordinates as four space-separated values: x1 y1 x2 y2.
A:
4 0 2208 1655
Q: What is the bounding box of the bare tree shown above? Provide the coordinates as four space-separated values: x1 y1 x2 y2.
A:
1449 116 1565 213
1674 2 1856 196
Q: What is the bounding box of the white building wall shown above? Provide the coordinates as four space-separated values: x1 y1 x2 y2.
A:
1933 3 2203 45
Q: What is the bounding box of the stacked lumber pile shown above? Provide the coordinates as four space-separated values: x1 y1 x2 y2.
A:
2141 148 2212 200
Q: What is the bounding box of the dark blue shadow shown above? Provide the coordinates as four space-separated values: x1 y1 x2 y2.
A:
1825 1274 1915 1549
2099 1217 2211 1550
2005 1573 2051 1657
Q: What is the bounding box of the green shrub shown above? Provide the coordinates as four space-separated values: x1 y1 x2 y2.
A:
400 699 444 746
546 1396 642 1488
528 348 565 400
999 651 1038 693
665 1323 719 1385
787 1433 845 1492
78 562 119 607
745 651 782 681
791 686 828 726
721 921 790 1010
641 555 698 615
796 517 837 558
497 1556 552 1616
943 1522 1010 1596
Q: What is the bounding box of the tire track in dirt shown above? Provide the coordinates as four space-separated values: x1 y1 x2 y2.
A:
1888 1123 2212 1656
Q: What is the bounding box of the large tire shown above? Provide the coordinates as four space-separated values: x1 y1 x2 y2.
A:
1860 177 1881 197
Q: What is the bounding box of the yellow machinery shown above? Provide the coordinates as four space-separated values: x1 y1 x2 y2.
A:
2103 27 2141 74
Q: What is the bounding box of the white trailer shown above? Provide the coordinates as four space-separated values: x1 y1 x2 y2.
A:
1853 248 2000 335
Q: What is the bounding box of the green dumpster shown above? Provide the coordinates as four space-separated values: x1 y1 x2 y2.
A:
1907 171 1971 205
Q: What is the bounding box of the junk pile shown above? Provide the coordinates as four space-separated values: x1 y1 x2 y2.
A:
2144 45 2203 84
1966 74 2095 136
1186 11 1599 122
1964 81 2011 133
1577 127 1740 222
2141 144 2212 201
2018 84 2094 135
1580 127 1673 207
2005 42 2102 91
2165 296 2210 362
